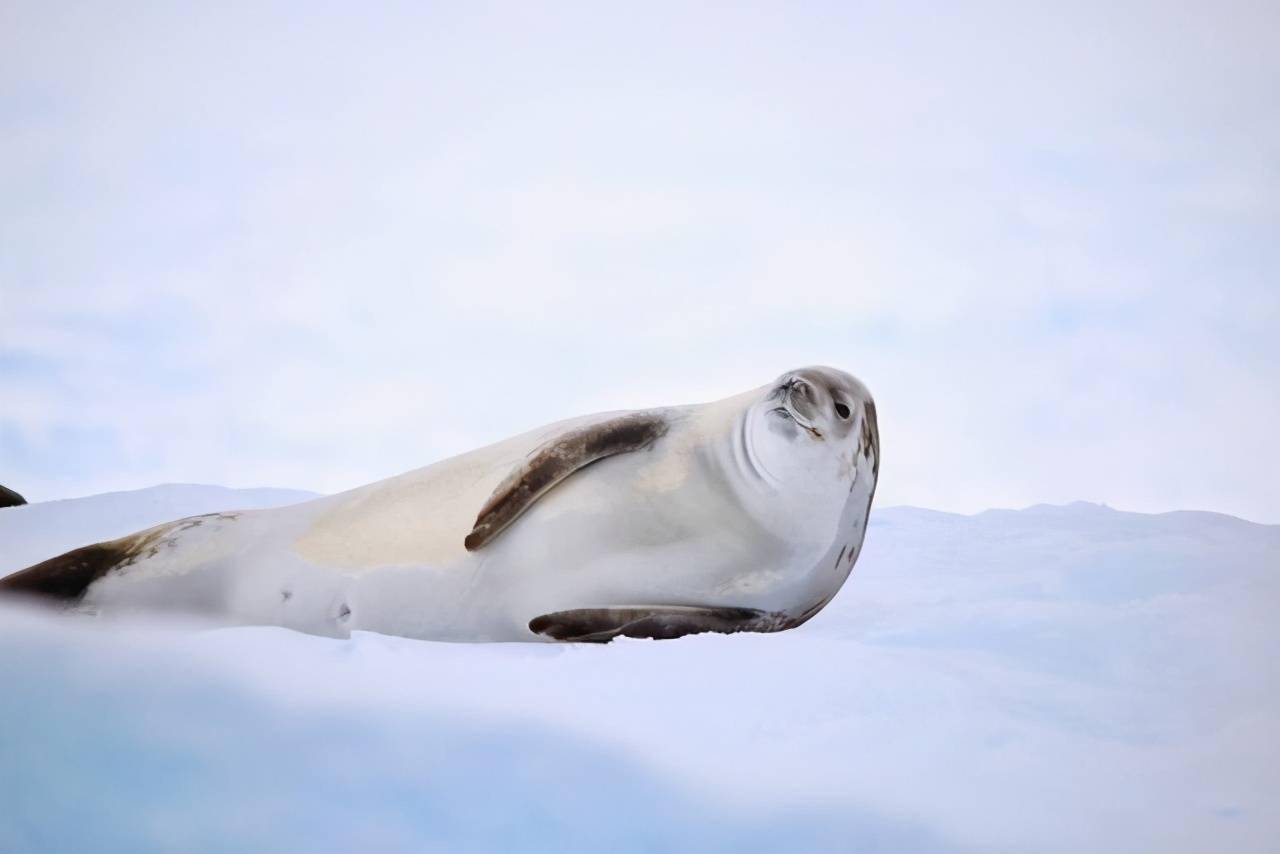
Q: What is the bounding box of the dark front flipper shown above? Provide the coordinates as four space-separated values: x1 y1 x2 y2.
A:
528 605 788 643
464 412 669 551
0 484 26 507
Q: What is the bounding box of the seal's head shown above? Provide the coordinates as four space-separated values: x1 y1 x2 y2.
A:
745 366 879 501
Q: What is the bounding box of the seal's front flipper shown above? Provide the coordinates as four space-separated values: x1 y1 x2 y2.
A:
528 605 784 643
464 412 669 551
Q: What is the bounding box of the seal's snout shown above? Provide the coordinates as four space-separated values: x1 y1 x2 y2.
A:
786 376 815 401
767 376 824 439
779 375 824 407
782 374 830 419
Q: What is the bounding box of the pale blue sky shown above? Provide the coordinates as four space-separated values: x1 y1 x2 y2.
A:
1 1 1277 521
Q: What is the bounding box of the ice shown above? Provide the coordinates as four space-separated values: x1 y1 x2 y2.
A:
1 487 1276 852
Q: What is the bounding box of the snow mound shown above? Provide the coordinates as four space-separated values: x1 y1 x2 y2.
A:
2 487 1277 852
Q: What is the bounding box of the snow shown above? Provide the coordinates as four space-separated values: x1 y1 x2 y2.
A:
1 488 1277 852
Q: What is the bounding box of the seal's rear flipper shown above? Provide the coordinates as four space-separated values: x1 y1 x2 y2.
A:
0 512 239 604
528 605 784 643
0 484 26 508
0 542 135 602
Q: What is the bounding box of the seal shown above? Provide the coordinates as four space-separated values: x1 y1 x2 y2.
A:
0 366 880 642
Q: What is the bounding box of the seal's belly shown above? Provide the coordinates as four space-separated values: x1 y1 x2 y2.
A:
345 536 811 643
387 490 814 641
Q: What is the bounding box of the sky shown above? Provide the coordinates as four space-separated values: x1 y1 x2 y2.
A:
1 1 1277 521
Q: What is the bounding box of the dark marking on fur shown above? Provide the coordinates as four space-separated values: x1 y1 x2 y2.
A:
171 512 239 534
782 599 828 630
281 589 293 602
862 400 880 480
528 605 790 643
465 412 669 551
847 544 857 566
337 603 352 621
0 484 26 508
833 544 847 571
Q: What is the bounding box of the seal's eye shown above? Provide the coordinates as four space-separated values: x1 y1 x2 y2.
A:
834 402 851 420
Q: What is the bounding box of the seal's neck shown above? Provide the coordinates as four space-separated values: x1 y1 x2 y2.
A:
734 401 792 490
699 390 840 547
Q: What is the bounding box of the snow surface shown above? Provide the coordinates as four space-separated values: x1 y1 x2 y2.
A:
1 487 1277 853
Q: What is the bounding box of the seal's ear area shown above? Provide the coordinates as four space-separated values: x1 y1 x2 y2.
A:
528 605 784 643
0 541 133 602
464 412 669 551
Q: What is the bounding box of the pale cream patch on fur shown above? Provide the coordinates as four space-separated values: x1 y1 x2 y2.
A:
634 434 694 493
290 414 618 571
